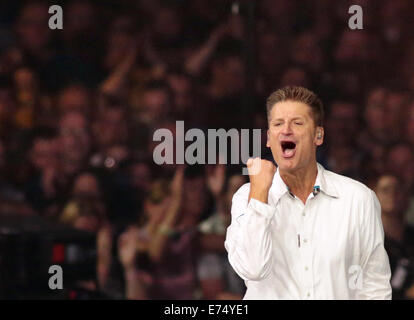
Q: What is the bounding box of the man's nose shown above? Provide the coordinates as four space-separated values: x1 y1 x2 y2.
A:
281 123 293 135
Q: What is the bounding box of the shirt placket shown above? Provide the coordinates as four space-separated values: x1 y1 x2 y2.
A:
300 194 315 299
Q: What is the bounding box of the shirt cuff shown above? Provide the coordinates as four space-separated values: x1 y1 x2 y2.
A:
248 198 277 220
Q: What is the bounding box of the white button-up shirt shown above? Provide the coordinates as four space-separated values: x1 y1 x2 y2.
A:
225 163 392 299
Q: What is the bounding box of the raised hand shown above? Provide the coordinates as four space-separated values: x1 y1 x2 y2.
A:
118 226 140 270
97 224 113 288
169 165 185 200
247 158 276 203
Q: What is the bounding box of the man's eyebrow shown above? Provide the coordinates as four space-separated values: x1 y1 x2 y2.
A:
272 116 306 122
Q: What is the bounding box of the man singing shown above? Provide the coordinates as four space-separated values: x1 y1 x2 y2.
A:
225 86 392 299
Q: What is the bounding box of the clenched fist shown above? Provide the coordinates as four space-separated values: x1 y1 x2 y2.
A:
247 158 276 203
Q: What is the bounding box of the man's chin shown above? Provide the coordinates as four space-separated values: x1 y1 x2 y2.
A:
276 159 296 170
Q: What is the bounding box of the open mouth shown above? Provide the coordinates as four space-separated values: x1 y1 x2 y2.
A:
281 141 297 158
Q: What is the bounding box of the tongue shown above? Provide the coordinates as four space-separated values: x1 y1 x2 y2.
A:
283 148 295 157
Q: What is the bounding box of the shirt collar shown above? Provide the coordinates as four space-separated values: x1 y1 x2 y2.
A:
270 162 339 203
314 163 339 198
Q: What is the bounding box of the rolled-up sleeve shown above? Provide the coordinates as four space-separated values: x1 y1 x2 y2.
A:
224 184 277 281
357 189 392 300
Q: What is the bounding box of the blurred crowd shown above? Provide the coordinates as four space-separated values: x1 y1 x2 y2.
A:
0 0 414 299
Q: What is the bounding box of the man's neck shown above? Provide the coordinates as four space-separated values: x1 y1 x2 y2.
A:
280 162 318 205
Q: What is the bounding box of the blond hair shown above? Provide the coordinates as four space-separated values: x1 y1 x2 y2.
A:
266 86 324 126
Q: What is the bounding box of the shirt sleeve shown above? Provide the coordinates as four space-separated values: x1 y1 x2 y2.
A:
357 189 392 300
224 184 277 281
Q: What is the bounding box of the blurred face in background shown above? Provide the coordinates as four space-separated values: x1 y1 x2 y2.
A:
376 175 408 217
61 173 105 232
291 32 323 73
182 177 207 220
105 145 130 165
140 88 170 124
334 31 370 65
364 88 388 138
257 32 285 76
327 145 359 176
29 137 58 171
211 55 245 96
73 215 101 233
58 85 92 115
167 74 192 114
280 67 310 88
59 111 91 172
259 0 296 22
384 91 408 139
331 70 362 99
13 67 37 92
153 7 182 41
93 107 128 149
326 101 358 146
72 173 101 199
63 1 97 41
69 172 105 232
386 144 414 189
130 162 151 193
380 0 409 40
15 2 52 53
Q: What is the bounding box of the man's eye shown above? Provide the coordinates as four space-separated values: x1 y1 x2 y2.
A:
294 122 303 125
274 123 282 126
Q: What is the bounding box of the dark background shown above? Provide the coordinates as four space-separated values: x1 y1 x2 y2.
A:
0 0 414 299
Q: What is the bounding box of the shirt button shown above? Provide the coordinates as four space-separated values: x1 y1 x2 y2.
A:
302 212 306 217
304 239 308 243
305 266 308 271
307 293 311 297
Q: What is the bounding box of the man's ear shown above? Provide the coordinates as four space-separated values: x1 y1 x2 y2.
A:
266 129 270 148
315 127 324 146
